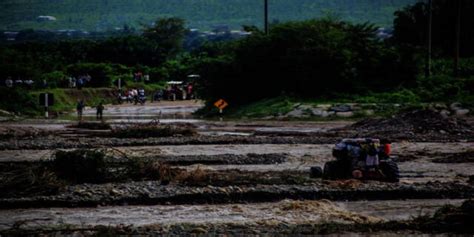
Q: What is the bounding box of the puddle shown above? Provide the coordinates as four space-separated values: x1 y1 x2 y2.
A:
80 103 203 120
108 119 204 124
198 131 253 136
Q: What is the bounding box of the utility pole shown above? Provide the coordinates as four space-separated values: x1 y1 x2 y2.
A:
454 0 461 77
425 0 433 78
264 0 269 34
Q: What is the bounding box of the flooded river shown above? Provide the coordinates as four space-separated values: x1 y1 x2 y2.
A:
0 102 472 235
0 199 464 230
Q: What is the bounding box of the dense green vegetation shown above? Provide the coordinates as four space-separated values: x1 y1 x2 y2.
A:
0 18 189 115
196 19 419 107
394 0 474 57
194 0 474 115
0 0 416 31
0 18 191 84
0 87 39 115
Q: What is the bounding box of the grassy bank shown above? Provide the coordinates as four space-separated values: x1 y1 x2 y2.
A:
200 93 473 120
0 82 166 117
0 87 117 116
30 88 117 114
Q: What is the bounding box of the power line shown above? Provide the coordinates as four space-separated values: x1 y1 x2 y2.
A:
454 0 461 77
425 0 432 78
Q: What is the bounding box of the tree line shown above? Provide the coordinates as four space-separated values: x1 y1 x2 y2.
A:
0 0 473 115
196 0 474 107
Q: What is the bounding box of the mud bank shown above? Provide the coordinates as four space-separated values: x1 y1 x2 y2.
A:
2 133 474 150
1 181 472 209
347 110 474 141
2 142 472 162
431 150 474 163
0 135 340 150
138 153 289 166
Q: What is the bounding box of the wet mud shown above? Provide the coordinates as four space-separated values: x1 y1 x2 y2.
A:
431 150 474 163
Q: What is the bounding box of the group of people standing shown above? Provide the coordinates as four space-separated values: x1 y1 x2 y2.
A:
133 72 150 83
68 75 91 89
152 83 194 102
3 77 35 88
117 88 146 105
76 99 105 122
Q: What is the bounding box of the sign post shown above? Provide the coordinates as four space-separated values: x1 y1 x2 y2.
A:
39 93 54 118
214 99 229 112
214 99 229 121
45 93 49 118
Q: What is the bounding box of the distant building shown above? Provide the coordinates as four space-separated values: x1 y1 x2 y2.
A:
3 31 18 41
37 16 57 22
199 29 251 41
230 30 252 37
376 28 393 40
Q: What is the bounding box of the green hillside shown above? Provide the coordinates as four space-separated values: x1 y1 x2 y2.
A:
0 0 417 31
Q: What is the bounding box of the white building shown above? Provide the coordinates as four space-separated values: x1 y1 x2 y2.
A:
37 16 57 22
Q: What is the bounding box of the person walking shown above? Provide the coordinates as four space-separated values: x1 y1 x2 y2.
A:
132 88 138 105
76 99 85 122
77 77 83 90
96 101 105 121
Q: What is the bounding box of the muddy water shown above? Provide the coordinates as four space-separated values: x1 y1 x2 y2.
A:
81 101 203 120
0 199 462 230
339 199 465 220
108 118 205 124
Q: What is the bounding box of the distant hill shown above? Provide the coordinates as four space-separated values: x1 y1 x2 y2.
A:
0 0 417 31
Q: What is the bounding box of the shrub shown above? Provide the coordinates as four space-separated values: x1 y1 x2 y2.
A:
416 75 463 102
69 122 112 130
53 149 107 183
355 89 420 104
126 159 177 182
0 164 64 198
174 166 210 185
40 71 68 88
432 58 474 78
0 87 39 115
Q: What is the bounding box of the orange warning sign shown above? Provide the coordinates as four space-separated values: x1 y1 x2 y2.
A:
214 99 229 110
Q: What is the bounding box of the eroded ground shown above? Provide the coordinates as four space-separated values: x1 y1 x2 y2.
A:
0 102 473 236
